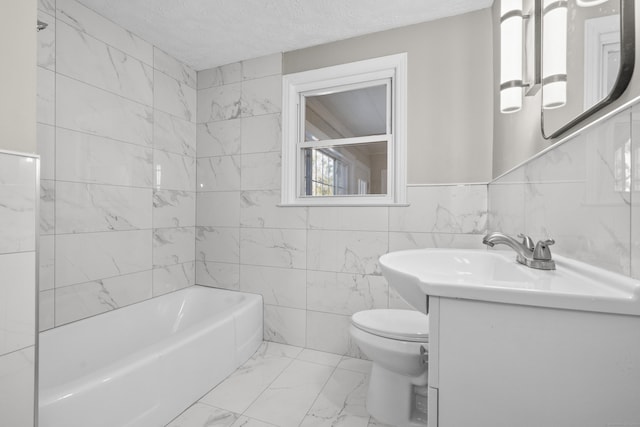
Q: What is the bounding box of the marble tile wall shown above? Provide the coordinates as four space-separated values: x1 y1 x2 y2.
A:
196 54 488 356
0 152 38 426
37 0 489 353
489 105 639 279
37 0 196 329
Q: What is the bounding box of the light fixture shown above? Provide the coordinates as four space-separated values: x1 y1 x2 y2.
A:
500 0 525 113
542 0 568 109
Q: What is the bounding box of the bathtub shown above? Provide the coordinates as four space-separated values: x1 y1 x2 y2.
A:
39 286 263 427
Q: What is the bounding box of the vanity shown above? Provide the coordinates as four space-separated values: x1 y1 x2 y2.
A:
380 248 640 427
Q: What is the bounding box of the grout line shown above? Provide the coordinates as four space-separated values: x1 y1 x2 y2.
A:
50 124 152 150
51 179 156 191
53 228 155 237
0 248 37 257
55 66 196 125
0 344 37 360
54 121 196 155
55 70 154 109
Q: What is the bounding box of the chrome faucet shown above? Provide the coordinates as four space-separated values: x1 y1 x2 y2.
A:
482 232 556 270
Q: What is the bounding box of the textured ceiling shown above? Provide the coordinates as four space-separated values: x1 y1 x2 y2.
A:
76 0 493 71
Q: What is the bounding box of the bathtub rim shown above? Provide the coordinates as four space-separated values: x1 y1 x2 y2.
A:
38 285 264 427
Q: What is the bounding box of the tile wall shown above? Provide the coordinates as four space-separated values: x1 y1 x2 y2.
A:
195 54 488 355
36 0 490 354
0 152 38 425
37 0 197 329
489 104 639 279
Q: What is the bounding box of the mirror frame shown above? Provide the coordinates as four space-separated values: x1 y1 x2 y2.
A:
541 0 635 139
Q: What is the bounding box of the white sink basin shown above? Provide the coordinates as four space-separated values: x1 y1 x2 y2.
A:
379 249 640 315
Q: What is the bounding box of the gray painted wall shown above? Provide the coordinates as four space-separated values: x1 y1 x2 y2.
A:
284 9 494 185
0 0 37 153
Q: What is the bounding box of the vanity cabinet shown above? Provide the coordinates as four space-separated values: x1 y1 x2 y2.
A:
427 296 640 427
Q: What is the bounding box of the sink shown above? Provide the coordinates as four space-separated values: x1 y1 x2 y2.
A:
379 248 640 315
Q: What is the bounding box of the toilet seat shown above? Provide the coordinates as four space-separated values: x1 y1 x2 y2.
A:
351 309 429 343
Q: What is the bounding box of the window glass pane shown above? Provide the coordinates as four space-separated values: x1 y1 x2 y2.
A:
302 141 388 196
304 84 387 141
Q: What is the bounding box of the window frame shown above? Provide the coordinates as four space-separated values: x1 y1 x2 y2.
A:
281 53 407 206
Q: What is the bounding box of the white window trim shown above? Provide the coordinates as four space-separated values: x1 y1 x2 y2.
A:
281 53 408 206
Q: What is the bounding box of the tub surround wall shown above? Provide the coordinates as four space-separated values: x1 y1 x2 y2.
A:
37 0 197 330
195 54 488 355
0 152 38 426
489 103 640 279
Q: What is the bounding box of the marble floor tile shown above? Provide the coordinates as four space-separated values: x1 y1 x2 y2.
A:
299 368 370 427
199 346 294 414
243 360 334 427
171 343 386 427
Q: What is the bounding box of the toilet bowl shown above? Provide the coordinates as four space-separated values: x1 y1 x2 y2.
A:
350 309 429 427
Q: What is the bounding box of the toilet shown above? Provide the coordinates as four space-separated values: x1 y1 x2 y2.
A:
350 309 429 427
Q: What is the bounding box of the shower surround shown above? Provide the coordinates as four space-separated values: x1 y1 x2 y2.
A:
37 0 197 329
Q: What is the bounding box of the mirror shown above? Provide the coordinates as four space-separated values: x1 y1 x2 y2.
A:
541 0 635 138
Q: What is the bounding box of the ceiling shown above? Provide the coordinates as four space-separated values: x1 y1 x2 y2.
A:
76 0 493 71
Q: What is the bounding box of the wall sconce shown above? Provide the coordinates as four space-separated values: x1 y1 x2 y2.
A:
500 0 525 113
542 0 568 109
500 0 541 114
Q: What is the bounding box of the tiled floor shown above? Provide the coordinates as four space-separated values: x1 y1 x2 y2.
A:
165 342 392 427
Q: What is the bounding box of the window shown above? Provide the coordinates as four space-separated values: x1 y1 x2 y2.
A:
306 148 348 196
281 54 407 205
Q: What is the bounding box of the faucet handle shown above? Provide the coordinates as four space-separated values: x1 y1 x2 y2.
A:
517 233 535 251
533 239 555 260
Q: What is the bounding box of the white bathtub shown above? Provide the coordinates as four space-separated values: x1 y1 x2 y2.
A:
39 286 263 427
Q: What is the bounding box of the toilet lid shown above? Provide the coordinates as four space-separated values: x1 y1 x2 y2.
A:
351 309 429 342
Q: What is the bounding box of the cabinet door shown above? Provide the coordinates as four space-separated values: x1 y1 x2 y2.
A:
436 298 640 427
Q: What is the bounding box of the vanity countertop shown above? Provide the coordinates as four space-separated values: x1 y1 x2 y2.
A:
380 248 640 316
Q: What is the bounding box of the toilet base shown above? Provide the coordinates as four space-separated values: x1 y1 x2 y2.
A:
366 363 428 427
